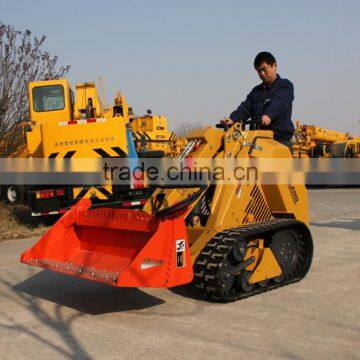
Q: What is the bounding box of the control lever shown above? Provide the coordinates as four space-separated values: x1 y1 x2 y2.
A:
215 123 229 131
240 118 262 130
216 119 263 151
216 118 262 131
243 141 263 151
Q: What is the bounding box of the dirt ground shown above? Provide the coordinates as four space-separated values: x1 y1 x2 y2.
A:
0 202 51 241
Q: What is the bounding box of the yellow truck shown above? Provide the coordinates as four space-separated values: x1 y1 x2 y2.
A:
292 121 352 158
0 121 31 204
1 79 185 215
331 138 360 158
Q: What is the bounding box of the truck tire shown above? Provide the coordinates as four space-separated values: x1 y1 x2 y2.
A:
3 185 25 205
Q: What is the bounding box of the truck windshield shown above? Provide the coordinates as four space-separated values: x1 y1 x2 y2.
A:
33 85 65 112
331 143 346 157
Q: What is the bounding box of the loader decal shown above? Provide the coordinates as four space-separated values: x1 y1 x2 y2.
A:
288 185 299 204
140 258 164 270
176 239 186 268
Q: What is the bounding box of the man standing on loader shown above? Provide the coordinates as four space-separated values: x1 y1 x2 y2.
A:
222 52 295 149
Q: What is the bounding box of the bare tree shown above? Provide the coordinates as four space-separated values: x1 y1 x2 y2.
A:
176 121 203 137
0 22 70 137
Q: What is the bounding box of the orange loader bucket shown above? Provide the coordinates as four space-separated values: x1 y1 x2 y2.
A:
21 199 193 288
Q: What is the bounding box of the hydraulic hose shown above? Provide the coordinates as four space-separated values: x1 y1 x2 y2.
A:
155 185 207 219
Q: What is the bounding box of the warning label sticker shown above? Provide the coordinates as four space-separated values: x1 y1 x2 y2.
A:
176 239 186 268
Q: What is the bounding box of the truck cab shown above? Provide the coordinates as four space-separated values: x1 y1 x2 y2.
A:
29 79 74 126
331 140 360 158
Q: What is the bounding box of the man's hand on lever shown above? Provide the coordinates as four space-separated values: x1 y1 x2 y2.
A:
220 118 234 126
261 115 271 126
219 116 270 127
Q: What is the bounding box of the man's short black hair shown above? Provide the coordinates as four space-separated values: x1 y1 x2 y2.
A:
254 52 277 68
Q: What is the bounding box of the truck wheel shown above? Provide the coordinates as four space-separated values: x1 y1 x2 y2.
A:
4 185 25 205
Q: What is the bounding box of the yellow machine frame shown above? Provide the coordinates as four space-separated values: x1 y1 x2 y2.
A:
293 120 356 158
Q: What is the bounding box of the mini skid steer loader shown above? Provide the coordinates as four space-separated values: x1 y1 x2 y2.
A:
21 120 313 302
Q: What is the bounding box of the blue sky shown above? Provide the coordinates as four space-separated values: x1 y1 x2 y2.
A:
1 0 360 133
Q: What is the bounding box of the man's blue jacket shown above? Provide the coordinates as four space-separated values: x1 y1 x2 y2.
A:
230 75 295 142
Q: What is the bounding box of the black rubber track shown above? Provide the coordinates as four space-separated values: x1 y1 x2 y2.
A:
193 219 313 302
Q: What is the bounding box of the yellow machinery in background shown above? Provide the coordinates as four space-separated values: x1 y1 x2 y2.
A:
1 79 186 212
331 138 360 158
132 113 187 157
292 121 353 158
27 79 129 159
0 122 31 204
27 79 185 158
